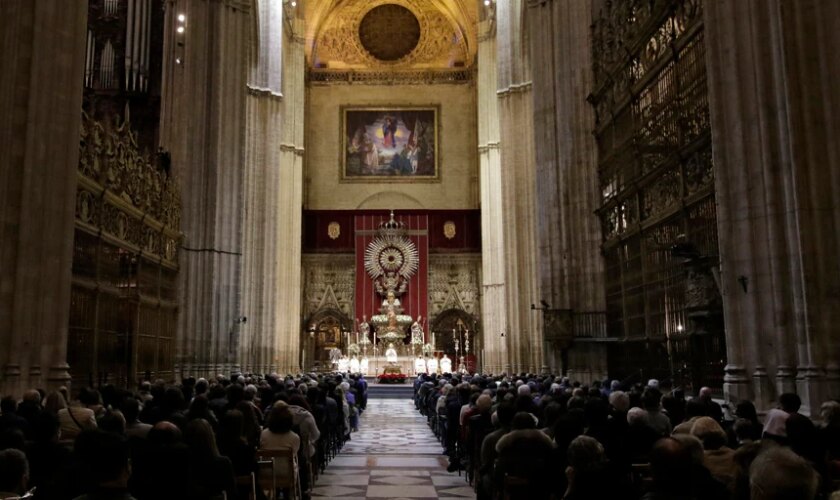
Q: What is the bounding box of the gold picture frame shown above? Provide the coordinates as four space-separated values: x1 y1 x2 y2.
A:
340 105 440 182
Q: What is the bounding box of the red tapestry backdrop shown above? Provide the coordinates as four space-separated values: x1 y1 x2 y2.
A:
354 213 428 339
302 209 481 342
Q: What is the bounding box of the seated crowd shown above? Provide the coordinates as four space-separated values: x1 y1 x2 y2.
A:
0 372 367 499
415 373 840 500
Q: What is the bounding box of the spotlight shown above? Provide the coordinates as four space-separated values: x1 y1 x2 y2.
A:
176 26 185 34
175 57 182 64
291 0 297 6
484 0 491 5
177 14 186 22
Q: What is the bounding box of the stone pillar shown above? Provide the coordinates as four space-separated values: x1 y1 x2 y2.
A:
477 19 508 375
705 0 840 413
0 1 87 397
273 17 305 374
160 0 250 379
526 0 605 375
240 0 285 376
496 0 542 373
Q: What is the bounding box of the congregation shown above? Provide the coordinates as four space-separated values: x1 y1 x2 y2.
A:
0 373 368 500
414 373 840 500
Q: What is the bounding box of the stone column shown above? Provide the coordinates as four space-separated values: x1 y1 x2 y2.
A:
477 19 508 375
160 0 250 379
527 0 605 375
0 1 87 397
272 17 305 374
705 0 840 413
496 0 542 373
240 0 285 375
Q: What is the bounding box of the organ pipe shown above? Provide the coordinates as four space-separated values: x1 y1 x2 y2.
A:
125 0 134 90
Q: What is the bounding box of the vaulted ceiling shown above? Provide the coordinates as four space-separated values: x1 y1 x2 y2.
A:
303 0 478 70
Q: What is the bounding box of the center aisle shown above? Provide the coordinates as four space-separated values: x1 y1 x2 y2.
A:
312 398 476 499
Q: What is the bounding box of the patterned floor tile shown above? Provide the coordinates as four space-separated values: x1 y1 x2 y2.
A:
313 399 475 499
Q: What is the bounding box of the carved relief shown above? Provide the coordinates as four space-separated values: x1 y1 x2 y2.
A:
77 110 181 264
427 254 481 323
302 254 356 318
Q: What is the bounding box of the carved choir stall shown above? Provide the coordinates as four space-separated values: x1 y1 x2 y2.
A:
68 109 182 388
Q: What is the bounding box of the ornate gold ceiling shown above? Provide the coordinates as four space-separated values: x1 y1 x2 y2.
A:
304 0 478 70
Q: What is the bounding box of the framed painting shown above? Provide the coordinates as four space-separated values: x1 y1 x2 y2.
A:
341 106 439 181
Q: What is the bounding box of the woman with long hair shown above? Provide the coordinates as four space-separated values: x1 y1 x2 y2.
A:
184 418 237 500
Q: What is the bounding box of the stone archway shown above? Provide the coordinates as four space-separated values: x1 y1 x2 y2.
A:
430 308 479 372
304 308 353 371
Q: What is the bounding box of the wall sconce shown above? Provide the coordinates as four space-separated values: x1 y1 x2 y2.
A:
308 324 315 338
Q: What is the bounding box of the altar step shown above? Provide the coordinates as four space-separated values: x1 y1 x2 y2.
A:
367 382 414 399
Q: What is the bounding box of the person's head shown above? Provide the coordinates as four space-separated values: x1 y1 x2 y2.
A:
670 434 704 466
32 411 60 443
608 391 629 412
698 386 713 401
690 416 728 450
821 401 840 426
0 396 17 415
476 394 492 413
289 394 311 412
148 421 182 446
184 418 220 458
749 446 818 500
119 398 141 424
642 387 662 411
43 391 67 415
219 409 245 443
267 405 294 434
627 407 646 426
78 387 102 406
735 400 758 422
21 390 40 406
163 387 185 412
649 437 693 494
584 398 609 427
779 393 801 414
0 428 25 451
98 410 126 435
734 418 757 443
494 401 516 429
0 449 29 494
566 435 606 473
80 431 131 488
511 411 537 431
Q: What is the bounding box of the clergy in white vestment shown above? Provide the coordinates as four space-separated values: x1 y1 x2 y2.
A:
349 356 360 373
337 356 349 373
414 356 426 375
440 354 452 374
426 356 438 374
360 357 369 375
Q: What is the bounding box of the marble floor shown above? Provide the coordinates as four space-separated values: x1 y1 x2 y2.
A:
312 399 475 499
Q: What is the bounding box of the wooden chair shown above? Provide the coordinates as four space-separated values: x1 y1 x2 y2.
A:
256 448 300 500
234 473 257 500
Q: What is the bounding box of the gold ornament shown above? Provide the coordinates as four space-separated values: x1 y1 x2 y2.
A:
443 220 456 240
328 221 341 240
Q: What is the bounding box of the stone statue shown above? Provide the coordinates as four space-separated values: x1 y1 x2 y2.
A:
385 344 398 364
411 316 424 344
